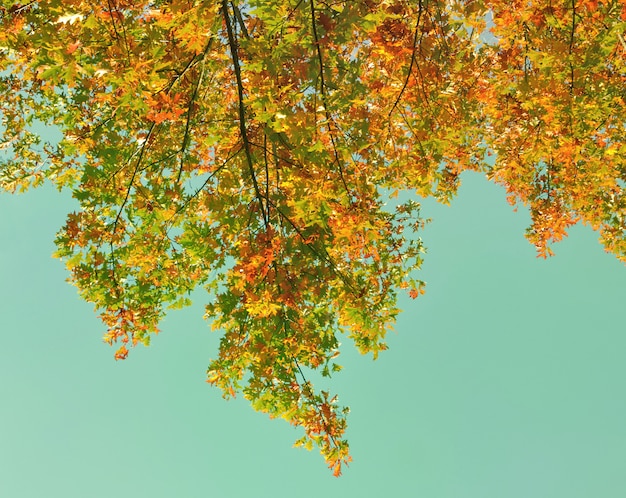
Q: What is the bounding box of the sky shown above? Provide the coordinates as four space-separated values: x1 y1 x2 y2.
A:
1 171 625 498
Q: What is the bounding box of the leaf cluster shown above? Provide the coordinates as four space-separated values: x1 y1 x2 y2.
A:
1 0 624 474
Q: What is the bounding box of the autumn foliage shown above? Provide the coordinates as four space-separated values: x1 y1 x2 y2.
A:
1 0 624 475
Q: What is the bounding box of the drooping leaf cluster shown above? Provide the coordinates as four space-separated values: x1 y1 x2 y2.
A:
1 0 624 475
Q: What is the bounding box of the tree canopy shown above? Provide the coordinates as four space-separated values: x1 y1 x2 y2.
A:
1 0 624 475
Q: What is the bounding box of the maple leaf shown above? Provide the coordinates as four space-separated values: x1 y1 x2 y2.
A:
66 41 81 55
114 346 129 361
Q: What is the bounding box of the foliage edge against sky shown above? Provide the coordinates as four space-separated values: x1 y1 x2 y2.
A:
1 0 624 475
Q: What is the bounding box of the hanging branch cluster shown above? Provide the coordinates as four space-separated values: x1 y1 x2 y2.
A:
1 0 624 475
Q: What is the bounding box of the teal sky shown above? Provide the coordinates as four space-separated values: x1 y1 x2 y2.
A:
1 170 624 497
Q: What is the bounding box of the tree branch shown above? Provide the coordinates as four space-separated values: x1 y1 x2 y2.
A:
309 0 350 196
222 0 268 226
388 0 423 119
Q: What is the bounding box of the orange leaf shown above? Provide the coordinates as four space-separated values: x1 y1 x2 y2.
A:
114 345 128 361
66 41 80 55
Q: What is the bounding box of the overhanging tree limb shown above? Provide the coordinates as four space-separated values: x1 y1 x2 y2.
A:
222 0 269 226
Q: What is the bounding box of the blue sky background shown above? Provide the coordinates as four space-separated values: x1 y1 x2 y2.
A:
1 171 625 497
